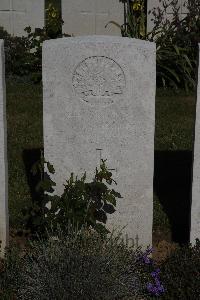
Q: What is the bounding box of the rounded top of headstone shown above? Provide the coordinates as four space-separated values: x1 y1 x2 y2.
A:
43 35 156 50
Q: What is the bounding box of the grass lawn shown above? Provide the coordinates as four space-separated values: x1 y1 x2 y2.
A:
153 89 196 245
6 79 197 244
7 79 43 228
155 89 196 151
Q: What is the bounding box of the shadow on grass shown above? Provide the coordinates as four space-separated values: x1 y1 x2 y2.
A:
154 150 193 245
22 148 44 203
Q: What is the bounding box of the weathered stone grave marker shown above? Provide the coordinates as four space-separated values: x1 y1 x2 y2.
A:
62 0 124 36
0 0 44 36
191 44 200 244
43 36 156 248
0 40 8 257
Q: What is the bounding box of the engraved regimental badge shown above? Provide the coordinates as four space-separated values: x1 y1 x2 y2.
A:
73 56 126 105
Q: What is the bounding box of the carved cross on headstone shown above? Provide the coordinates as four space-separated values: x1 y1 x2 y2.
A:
96 148 117 173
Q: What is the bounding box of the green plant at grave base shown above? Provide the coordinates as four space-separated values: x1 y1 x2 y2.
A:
24 152 122 236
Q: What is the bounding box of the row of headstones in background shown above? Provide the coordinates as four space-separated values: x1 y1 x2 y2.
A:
0 40 8 257
0 0 44 36
0 0 123 37
61 0 124 36
0 0 188 37
61 0 189 36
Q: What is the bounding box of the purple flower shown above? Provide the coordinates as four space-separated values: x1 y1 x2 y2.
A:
151 268 160 278
143 256 152 264
140 247 165 296
147 281 165 296
147 268 165 296
147 283 159 296
140 247 154 265
145 247 154 255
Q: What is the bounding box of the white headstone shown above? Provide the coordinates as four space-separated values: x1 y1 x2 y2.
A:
147 0 188 33
191 44 200 244
62 0 124 36
43 36 156 248
0 0 45 36
0 40 8 257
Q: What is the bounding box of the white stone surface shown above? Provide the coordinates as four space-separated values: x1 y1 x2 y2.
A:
147 0 188 32
62 0 124 36
0 40 8 257
191 44 200 244
43 36 156 248
0 0 44 36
